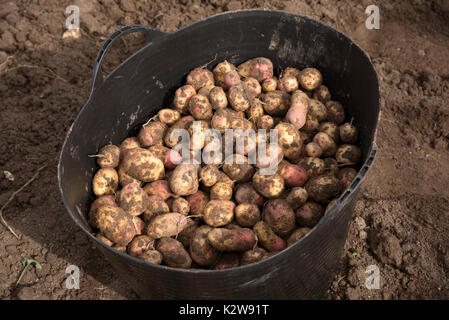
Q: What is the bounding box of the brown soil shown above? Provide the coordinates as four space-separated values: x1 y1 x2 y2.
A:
0 0 448 300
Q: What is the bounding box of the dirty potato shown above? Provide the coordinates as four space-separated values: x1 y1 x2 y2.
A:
285 187 308 210
169 164 199 196
189 225 220 266
263 199 296 237
186 68 215 91
253 221 286 252
146 212 188 238
234 183 265 207
173 85 196 115
207 227 257 251
235 203 261 227
240 247 268 265
203 200 235 227
118 182 149 216
156 237 192 268
120 148 165 182
96 205 136 246
127 235 155 257
305 175 341 202
210 182 233 200
252 170 285 198
295 201 325 228
298 67 322 91
92 167 118 197
95 144 120 168
335 144 361 164
287 228 311 246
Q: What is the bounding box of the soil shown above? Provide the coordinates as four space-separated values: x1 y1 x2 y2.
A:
0 0 448 300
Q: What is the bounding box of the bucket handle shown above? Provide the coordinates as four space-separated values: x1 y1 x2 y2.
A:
91 25 166 93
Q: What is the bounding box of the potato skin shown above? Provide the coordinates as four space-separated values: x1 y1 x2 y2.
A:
189 225 220 266
223 154 254 183
287 228 311 246
146 212 188 239
138 249 163 265
295 202 325 228
286 95 308 129
253 221 286 252
143 180 172 201
261 90 290 116
338 167 358 189
252 170 285 198
211 108 232 133
286 187 308 210
237 57 273 82
207 227 257 251
235 203 261 227
177 218 199 248
186 68 215 91
262 77 277 92
138 121 167 147
127 235 155 257
96 205 136 246
277 160 308 187
200 164 220 188
234 183 264 207
171 197 190 215
305 175 341 202
228 83 250 112
313 85 331 103
263 199 296 237
174 85 196 115
335 144 361 164
96 144 120 168
96 233 114 246
298 68 322 91
240 247 268 265
313 132 337 157
203 200 235 227
92 168 118 197
156 237 192 269
118 182 149 217
189 94 213 120
274 122 303 161
121 148 165 183
308 99 327 122
209 86 228 109
213 253 240 270
158 108 181 125
339 122 358 144
213 60 237 87
89 195 117 228
169 164 199 196
318 122 340 143
305 142 322 157
299 157 325 178
119 137 140 157
142 195 170 223
187 190 209 216
242 77 262 98
210 182 233 200
326 101 345 125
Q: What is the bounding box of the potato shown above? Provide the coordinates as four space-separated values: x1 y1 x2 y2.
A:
263 199 295 237
302 114 320 132
299 130 313 145
308 99 327 122
146 212 188 238
158 108 181 125
156 237 192 268
323 157 339 177
198 84 215 96
287 228 311 246
121 148 165 182
286 94 308 129
187 190 209 216
132 216 145 235
325 198 338 214
338 167 358 189
169 164 199 196
148 145 169 164
177 219 198 248
242 77 262 98
335 144 361 164
207 227 257 251
186 68 214 90
126 235 155 257
217 171 235 186
262 77 277 92
96 205 136 246
280 75 299 92
96 233 114 246
138 121 167 147
228 83 250 112
234 183 264 207
253 221 286 252
246 99 265 123
95 144 120 168
261 90 290 116
171 197 190 215
299 157 325 178
240 247 268 265
339 122 358 144
256 143 284 169
274 122 303 160
252 170 285 198
257 114 274 130
118 182 149 216
237 57 273 82
143 180 172 201
119 137 140 157
326 101 345 125
223 70 241 90
200 164 220 187
305 175 341 202
277 160 308 187
187 119 210 150
298 67 322 91
282 67 301 78
213 253 240 270
113 244 126 253
305 142 323 157
92 167 118 197
174 85 196 114
164 116 194 148
189 225 220 266
313 132 337 157
295 202 324 228
223 154 254 183
138 249 163 265
285 187 308 210
142 195 170 223
313 85 331 103
188 94 213 120
208 86 228 109
213 60 237 87
210 182 233 200
203 200 235 227
89 195 117 228
235 203 261 227
318 122 339 143
211 108 232 133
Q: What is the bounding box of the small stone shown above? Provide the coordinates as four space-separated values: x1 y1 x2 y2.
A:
418 49 425 57
225 1 242 11
3 170 14 181
62 28 81 40
359 230 368 240
120 0 136 12
354 216 366 230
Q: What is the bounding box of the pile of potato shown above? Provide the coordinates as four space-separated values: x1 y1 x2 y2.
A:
88 57 361 269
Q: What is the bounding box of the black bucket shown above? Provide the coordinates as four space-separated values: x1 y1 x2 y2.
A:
58 10 379 299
